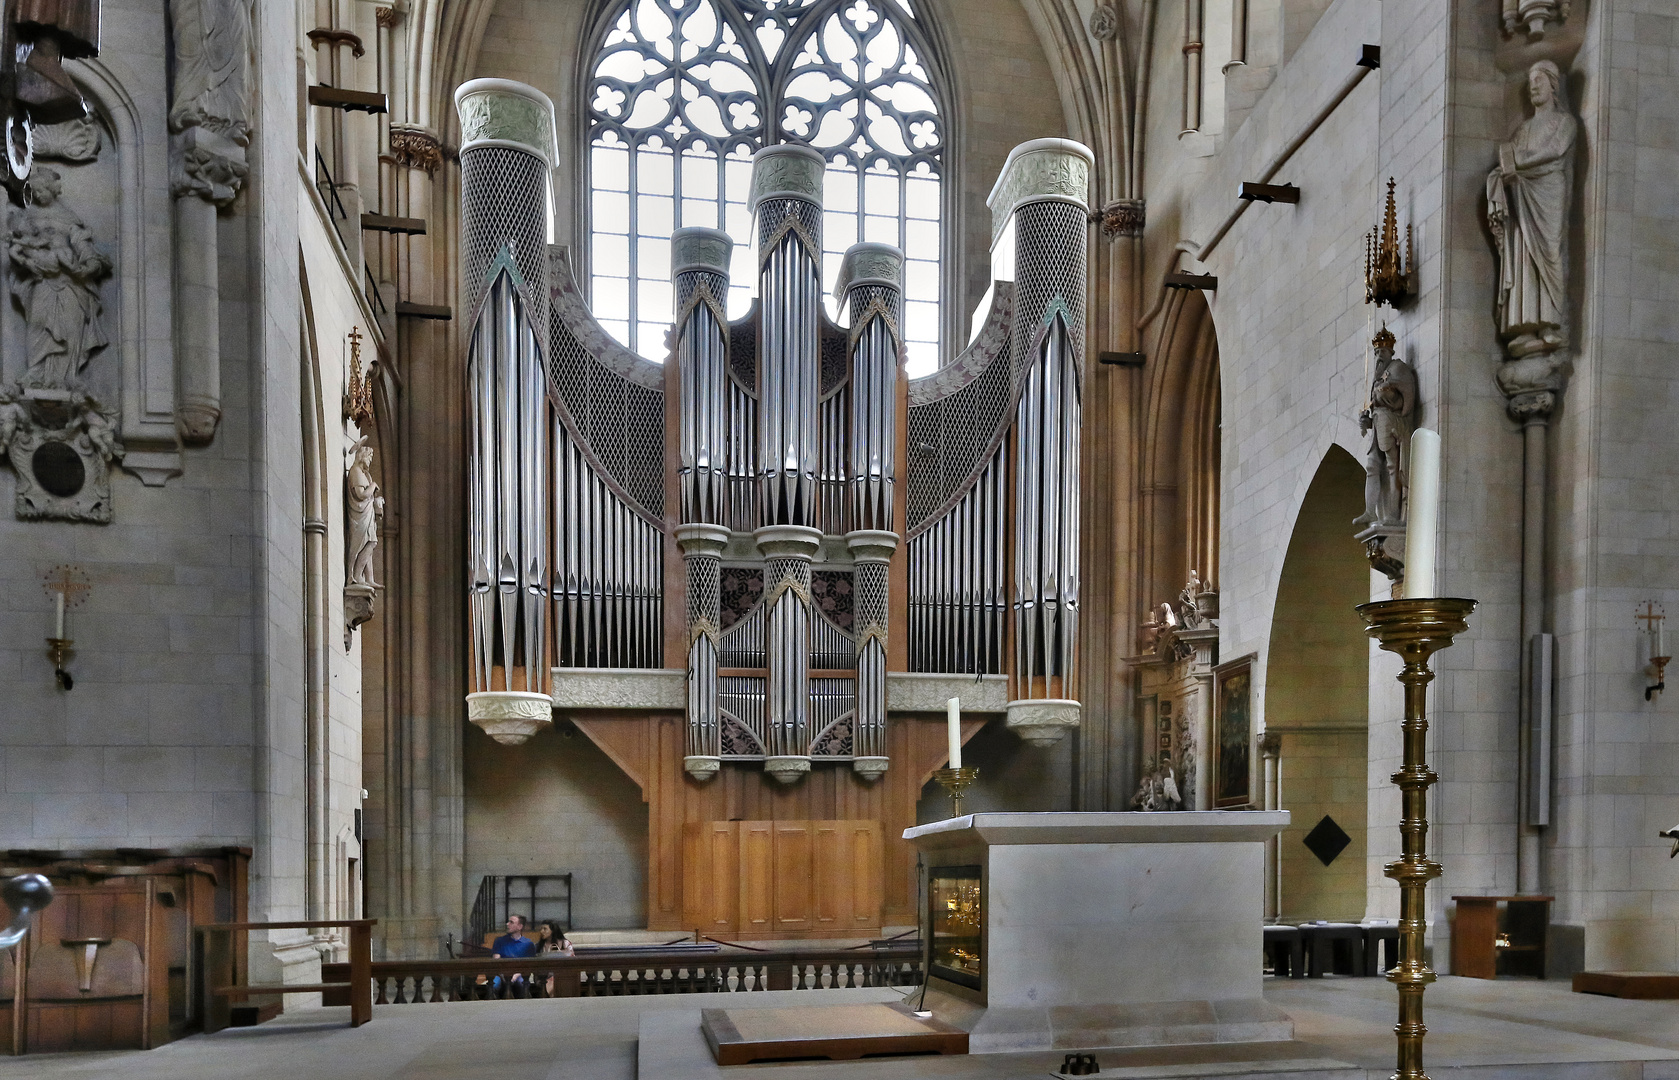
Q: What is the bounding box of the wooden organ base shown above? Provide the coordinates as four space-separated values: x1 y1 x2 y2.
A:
574 713 984 936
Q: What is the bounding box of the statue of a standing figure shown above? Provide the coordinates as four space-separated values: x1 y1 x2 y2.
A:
1487 60 1577 359
346 438 384 588
1353 327 1417 528
7 165 109 388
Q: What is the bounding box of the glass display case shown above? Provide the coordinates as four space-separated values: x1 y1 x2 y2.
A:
928 865 983 989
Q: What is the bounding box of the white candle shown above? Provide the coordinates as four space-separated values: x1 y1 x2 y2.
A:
946 697 962 769
1659 617 1667 660
54 591 65 640
1404 428 1441 599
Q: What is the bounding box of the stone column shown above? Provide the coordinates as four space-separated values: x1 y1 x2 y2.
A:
168 0 254 443
990 138 1094 746
456 79 557 745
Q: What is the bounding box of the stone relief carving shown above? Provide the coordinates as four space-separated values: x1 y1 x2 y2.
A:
1353 327 1416 530
989 144 1090 241
0 383 123 522
343 437 384 647
30 116 100 161
7 165 110 389
168 0 253 205
1088 4 1119 42
457 88 555 162
747 146 825 207
388 124 442 173
1487 60 1576 362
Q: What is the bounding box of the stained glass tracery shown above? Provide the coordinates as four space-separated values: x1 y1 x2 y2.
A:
587 0 944 374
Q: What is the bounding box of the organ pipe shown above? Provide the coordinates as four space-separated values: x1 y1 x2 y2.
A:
458 79 558 746
750 144 827 785
672 227 734 781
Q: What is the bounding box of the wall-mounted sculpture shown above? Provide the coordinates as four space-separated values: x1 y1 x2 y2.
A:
1352 327 1416 583
344 437 384 648
167 0 254 445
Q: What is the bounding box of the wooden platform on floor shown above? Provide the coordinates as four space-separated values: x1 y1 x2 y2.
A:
699 1001 968 1065
1573 971 1679 999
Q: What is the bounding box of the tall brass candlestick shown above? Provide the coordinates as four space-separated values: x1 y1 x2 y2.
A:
1359 596 1475 1080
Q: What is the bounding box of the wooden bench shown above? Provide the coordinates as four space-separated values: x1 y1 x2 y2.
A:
197 920 374 1033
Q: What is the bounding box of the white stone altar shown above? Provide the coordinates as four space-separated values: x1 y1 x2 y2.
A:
904 810 1292 1053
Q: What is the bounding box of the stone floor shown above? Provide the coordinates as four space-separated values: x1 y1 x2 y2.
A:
5 977 1679 1079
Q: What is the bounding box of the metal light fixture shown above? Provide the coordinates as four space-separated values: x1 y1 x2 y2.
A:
1639 601 1668 701
43 564 89 690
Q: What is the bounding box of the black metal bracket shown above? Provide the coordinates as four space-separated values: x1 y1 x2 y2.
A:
308 85 388 114
361 212 427 235
1165 272 1218 291
1099 351 1146 367
1239 182 1299 204
396 301 452 320
1359 44 1381 70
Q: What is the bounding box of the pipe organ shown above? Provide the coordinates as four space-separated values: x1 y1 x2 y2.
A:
457 78 1092 777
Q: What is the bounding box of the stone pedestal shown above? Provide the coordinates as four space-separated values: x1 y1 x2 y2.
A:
904 811 1292 1053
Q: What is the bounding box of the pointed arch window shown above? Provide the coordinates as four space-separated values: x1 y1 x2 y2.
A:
587 0 945 374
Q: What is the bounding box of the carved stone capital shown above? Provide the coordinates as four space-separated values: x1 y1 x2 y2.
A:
343 582 381 649
671 227 734 276
389 125 443 174
1005 698 1081 746
1260 731 1282 758
1095 199 1145 238
1356 524 1406 583
1089 3 1119 41
852 756 890 781
1496 350 1570 422
987 138 1094 242
172 126 249 205
764 755 811 785
833 243 903 301
683 755 721 782
675 522 731 557
466 690 554 745
454 79 557 166
176 396 222 444
845 529 899 564
753 524 823 561
748 143 826 212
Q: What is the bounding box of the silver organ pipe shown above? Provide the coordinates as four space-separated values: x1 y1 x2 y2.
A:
837 243 903 777
750 144 827 785
672 228 734 780
995 138 1093 743
457 79 557 745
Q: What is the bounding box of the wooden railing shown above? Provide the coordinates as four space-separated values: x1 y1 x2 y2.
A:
322 947 922 1005
198 919 374 1032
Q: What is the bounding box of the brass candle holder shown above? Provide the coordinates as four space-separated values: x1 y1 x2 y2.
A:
46 637 73 691
932 766 978 818
1358 596 1476 1080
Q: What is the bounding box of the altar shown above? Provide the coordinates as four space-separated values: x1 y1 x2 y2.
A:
905 811 1292 1053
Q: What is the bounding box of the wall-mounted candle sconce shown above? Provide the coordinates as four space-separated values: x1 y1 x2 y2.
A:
1639 600 1668 701
43 565 89 690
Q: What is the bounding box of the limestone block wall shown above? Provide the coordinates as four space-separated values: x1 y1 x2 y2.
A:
463 724 649 931
1548 0 1679 971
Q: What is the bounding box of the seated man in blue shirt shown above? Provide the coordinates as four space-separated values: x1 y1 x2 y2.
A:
491 914 539 994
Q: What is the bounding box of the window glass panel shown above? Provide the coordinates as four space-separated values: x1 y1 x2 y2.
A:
589 0 942 364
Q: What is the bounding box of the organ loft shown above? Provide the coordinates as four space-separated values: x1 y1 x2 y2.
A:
459 80 1089 933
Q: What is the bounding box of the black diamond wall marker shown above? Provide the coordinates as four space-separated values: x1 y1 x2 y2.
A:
1304 815 1352 866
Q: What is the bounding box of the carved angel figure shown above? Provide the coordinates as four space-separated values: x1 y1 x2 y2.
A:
1487 60 1577 359
346 439 384 588
7 166 110 388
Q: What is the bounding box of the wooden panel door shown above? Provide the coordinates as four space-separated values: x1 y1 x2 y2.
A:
845 821 883 930
812 821 853 930
681 821 739 932
738 821 776 935
772 821 814 931
24 883 155 1053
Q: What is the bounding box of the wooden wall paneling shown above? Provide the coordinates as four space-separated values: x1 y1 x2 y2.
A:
24 885 152 1053
739 822 775 935
2 929 20 1054
812 821 851 929
850 821 883 930
681 821 739 932
772 822 814 932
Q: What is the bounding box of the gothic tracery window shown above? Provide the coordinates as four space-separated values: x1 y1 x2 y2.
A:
587 0 945 374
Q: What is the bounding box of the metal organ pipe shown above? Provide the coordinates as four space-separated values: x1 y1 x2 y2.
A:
457 79 558 746
749 144 827 786
672 227 735 782
990 138 1094 747
837 243 904 780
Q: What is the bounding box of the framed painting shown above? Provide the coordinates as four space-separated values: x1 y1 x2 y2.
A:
1213 654 1256 808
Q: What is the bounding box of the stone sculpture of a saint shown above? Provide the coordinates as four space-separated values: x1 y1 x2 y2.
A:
1353 327 1417 529
1486 60 1576 360
7 165 110 388
347 439 384 588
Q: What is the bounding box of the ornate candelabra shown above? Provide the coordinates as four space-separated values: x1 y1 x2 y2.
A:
933 766 978 818
1358 596 1476 1080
